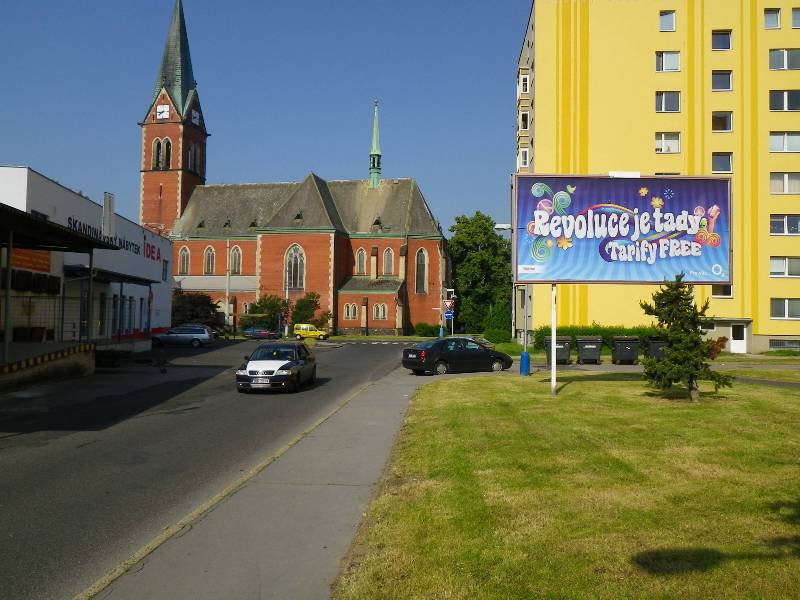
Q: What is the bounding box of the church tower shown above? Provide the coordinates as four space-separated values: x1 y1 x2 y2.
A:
139 0 207 235
368 100 382 189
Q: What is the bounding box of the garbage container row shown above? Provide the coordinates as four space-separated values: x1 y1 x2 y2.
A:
542 336 667 365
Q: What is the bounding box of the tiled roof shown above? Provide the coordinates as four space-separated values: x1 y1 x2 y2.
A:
338 277 404 293
153 0 196 116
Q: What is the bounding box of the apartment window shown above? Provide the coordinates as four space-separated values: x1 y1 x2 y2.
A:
770 131 800 152
520 75 529 94
712 71 732 91
656 51 680 71
520 112 530 131
770 90 800 110
655 132 681 153
712 111 733 132
712 284 732 298
770 256 800 277
660 10 676 32
712 30 732 50
770 214 800 234
656 91 680 112
770 172 800 193
794 8 800 28
519 148 529 168
769 49 800 70
712 152 732 173
771 298 800 319
765 8 781 29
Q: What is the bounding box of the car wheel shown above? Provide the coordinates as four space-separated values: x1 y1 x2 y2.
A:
491 359 504 372
191 339 201 348
435 361 449 376
319 335 326 341
296 334 303 340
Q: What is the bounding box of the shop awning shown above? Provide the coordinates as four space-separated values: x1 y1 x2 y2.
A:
63 265 160 287
0 203 118 252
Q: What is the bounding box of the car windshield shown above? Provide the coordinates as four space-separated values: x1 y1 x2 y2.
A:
250 346 296 361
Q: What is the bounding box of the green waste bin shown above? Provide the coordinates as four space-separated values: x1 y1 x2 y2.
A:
545 336 572 365
576 336 603 364
644 337 667 359
611 336 641 364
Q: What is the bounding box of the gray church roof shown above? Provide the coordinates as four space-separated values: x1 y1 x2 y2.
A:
153 0 196 117
172 174 443 238
338 277 404 293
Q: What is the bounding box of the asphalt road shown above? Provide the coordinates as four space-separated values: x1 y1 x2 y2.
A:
0 340 408 600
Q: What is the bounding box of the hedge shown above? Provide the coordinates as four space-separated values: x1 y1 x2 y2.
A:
414 323 440 337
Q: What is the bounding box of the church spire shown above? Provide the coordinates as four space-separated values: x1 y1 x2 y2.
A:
154 0 196 116
368 100 382 189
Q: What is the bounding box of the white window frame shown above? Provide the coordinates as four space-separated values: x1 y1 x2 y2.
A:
519 148 530 169
179 246 190 275
771 298 800 320
712 111 733 132
770 90 800 111
656 51 681 72
712 70 733 91
520 111 530 131
655 132 681 153
229 245 242 275
383 248 394 275
711 284 733 298
770 172 800 194
356 248 366 275
794 8 800 28
770 214 800 235
712 152 733 173
770 256 800 277
770 48 800 70
711 30 732 51
765 8 781 29
656 91 680 112
520 75 529 94
659 10 676 32
203 246 215 275
769 131 800 152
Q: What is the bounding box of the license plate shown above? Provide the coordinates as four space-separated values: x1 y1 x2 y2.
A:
253 378 270 384
407 353 417 358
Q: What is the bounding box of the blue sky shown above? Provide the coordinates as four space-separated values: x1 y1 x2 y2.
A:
0 0 530 232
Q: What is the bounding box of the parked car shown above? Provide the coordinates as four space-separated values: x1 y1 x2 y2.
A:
293 323 328 340
152 326 213 348
180 323 217 339
235 341 316 393
402 337 513 375
243 326 280 339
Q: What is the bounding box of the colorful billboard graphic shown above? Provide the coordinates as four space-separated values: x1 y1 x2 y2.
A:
515 176 731 284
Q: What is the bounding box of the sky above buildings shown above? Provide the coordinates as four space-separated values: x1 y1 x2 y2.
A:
0 0 531 232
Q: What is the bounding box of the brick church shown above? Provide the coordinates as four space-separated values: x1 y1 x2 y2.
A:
139 1 449 334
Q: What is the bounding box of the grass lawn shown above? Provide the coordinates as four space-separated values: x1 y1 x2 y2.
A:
336 374 800 599
724 369 800 383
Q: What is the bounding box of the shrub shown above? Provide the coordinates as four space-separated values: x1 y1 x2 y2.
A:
483 328 511 344
414 323 439 337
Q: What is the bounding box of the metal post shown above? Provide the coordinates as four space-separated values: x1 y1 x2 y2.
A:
523 289 528 352
87 250 94 342
118 281 124 342
550 283 557 396
225 238 231 328
3 231 13 364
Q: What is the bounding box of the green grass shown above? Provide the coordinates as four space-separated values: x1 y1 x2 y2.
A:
335 375 800 599
724 369 800 383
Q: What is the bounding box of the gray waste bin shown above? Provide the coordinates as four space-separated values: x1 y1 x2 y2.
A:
544 336 572 364
644 337 667 359
576 336 603 364
611 336 641 364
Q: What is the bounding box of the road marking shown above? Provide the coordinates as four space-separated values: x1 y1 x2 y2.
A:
72 377 380 600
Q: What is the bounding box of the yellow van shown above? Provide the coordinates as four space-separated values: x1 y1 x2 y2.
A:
293 323 328 340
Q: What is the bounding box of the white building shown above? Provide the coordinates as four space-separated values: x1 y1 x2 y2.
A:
0 166 172 348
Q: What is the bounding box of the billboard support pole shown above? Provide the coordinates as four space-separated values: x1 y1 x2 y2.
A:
550 283 557 396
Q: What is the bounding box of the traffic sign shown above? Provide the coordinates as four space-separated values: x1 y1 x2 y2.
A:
444 310 454 320
444 299 454 310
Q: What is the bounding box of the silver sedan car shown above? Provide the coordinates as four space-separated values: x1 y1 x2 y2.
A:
152 326 213 348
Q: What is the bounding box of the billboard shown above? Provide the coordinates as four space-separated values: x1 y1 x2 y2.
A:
515 175 731 284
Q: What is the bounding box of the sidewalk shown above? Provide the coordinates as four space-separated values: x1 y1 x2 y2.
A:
93 366 421 600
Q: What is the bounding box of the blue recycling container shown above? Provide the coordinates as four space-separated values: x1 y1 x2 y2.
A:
519 351 531 376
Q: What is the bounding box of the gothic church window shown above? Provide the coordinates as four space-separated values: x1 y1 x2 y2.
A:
153 139 162 170
383 248 394 275
163 139 172 169
230 246 242 275
179 247 189 275
285 244 305 290
203 246 215 275
356 248 366 275
415 249 428 293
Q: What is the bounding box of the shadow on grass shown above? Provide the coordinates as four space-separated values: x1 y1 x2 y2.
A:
634 498 800 574
533 372 645 384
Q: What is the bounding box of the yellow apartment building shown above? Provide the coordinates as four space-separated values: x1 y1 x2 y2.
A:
515 0 800 353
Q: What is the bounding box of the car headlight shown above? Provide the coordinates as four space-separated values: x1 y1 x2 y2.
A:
275 369 292 376
235 369 248 376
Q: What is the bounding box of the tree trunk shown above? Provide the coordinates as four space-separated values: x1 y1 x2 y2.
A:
689 379 700 402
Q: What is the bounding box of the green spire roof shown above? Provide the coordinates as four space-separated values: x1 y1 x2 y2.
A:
368 100 382 189
153 0 196 116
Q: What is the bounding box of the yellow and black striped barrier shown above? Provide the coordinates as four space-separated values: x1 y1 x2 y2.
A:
0 344 95 375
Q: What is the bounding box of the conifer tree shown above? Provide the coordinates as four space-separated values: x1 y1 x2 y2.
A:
640 274 733 400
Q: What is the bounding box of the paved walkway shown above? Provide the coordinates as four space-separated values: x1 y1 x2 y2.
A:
92 367 422 600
